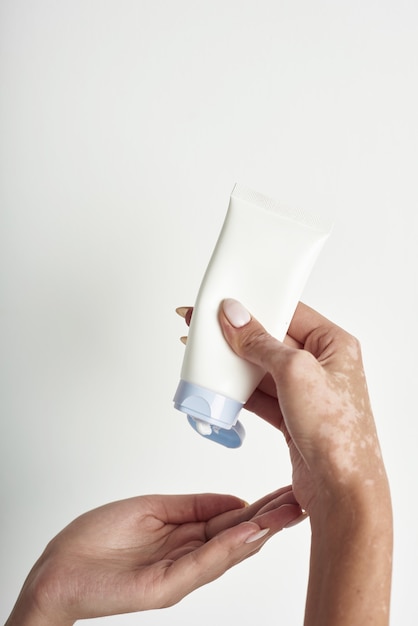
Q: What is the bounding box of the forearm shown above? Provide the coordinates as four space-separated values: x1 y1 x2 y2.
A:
304 483 393 626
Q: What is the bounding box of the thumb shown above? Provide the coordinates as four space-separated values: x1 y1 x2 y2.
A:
219 298 292 373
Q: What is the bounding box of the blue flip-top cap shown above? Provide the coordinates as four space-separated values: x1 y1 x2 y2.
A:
173 380 245 448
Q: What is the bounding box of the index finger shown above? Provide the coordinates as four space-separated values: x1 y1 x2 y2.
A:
287 302 336 345
149 494 247 525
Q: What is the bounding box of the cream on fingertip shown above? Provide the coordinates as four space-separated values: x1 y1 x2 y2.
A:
223 298 252 328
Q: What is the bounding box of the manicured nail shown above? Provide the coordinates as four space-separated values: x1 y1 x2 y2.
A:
245 527 270 544
284 511 308 529
176 307 191 319
223 299 251 328
180 336 188 345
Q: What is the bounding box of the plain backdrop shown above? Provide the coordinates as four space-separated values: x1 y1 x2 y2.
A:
1 1 417 624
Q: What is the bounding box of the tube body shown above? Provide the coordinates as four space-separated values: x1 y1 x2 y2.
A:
174 184 333 445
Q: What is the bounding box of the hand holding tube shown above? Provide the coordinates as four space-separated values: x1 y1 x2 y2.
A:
219 298 393 626
220 299 385 510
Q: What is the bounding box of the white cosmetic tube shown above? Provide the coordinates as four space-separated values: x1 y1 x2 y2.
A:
174 184 333 447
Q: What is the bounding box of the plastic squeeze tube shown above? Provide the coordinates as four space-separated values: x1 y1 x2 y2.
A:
173 184 333 448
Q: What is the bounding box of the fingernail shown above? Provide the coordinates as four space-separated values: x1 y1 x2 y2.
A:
245 527 270 544
180 336 188 345
284 511 308 529
176 307 191 319
223 299 251 328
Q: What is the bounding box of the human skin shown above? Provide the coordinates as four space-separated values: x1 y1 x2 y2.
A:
7 298 392 625
217 298 393 626
5 489 303 625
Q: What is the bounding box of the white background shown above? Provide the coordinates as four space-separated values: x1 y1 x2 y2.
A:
1 1 417 624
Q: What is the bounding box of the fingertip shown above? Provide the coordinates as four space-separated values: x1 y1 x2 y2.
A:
252 503 306 534
222 298 252 328
176 306 193 326
176 306 190 318
284 510 309 528
219 299 279 372
224 521 268 547
244 526 270 544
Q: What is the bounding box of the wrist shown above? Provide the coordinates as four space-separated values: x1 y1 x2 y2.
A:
309 481 392 547
307 453 392 530
6 605 74 626
5 570 75 626
309 480 393 546
305 476 393 626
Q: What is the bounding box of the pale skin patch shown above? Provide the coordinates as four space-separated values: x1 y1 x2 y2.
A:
318 422 359 475
309 364 382 483
316 396 383 481
345 336 361 362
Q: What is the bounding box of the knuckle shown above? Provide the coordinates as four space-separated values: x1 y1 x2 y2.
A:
240 329 272 354
279 349 317 383
334 328 362 360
